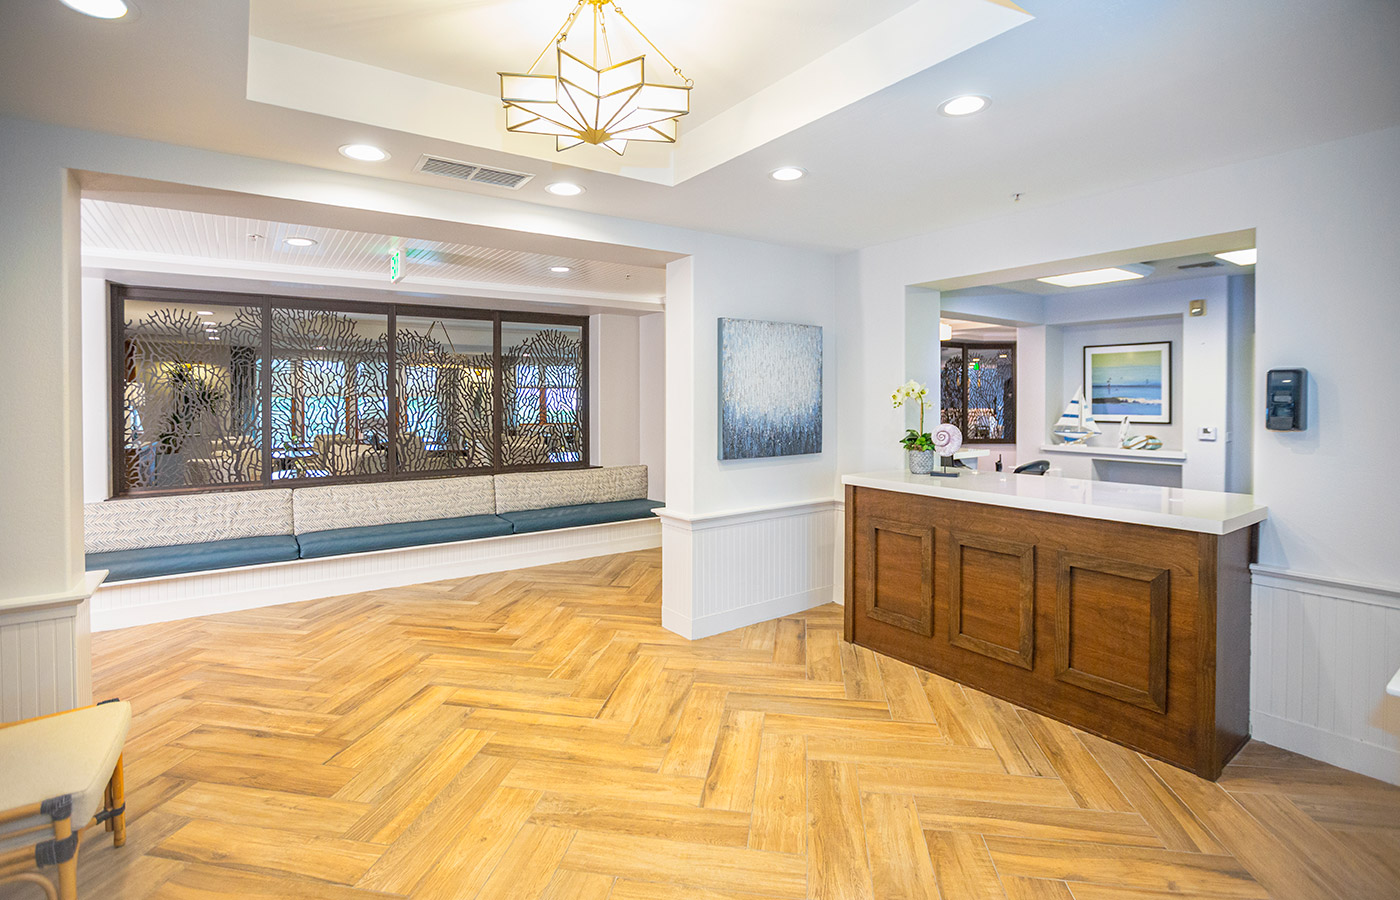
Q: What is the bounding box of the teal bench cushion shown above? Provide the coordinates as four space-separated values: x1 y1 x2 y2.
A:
297 514 513 559
500 499 662 534
87 535 301 582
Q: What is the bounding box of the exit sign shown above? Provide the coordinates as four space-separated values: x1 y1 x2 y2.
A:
389 249 403 283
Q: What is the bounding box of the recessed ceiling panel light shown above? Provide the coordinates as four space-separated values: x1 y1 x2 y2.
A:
938 95 990 117
59 0 129 19
550 266 572 273
1214 248 1257 266
545 182 585 197
284 237 318 248
770 167 807 182
339 143 390 162
1037 265 1153 288
196 310 214 316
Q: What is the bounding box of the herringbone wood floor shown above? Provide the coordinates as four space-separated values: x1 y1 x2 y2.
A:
18 549 1400 900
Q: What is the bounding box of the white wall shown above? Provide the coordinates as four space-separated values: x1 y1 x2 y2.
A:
638 312 666 501
839 125 1400 781
1227 275 1256 493
588 313 642 469
80 277 109 504
0 114 837 651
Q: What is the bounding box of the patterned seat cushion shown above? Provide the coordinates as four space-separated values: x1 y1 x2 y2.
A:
292 477 496 535
493 466 649 514
500 499 663 534
84 490 294 553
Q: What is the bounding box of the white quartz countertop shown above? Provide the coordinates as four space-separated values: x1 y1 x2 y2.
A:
842 470 1268 535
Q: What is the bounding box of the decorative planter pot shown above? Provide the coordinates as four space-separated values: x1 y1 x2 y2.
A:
908 448 939 475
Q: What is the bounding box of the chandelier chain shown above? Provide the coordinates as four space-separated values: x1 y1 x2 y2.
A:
527 0 587 74
610 4 690 85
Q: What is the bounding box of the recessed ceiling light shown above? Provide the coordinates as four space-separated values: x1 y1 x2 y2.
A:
208 336 221 341
339 143 390 162
196 310 214 316
770 167 807 182
938 95 990 117
1038 264 1154 288
284 237 318 248
1214 248 1257 266
550 266 572 274
59 0 129 19
545 182 585 197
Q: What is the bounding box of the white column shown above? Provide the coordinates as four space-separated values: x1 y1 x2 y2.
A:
0 125 93 717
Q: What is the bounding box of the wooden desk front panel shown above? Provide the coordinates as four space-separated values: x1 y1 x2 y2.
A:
843 485 1251 778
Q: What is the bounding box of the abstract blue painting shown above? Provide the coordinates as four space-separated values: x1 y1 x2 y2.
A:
719 318 823 460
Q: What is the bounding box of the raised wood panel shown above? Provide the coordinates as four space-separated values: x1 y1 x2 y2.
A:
1055 553 1169 713
948 532 1034 670
862 518 934 637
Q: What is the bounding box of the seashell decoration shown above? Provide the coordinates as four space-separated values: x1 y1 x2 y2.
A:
932 423 963 456
1122 434 1163 451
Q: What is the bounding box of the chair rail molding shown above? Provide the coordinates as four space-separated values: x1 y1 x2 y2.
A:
1249 564 1400 786
0 571 105 721
657 498 840 640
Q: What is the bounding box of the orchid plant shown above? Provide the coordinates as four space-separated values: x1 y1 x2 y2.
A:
891 380 936 451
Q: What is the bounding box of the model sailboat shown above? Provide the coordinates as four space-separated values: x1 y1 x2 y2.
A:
1052 387 1101 445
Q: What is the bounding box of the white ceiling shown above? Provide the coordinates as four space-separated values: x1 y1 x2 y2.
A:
1 0 1398 251
942 249 1256 300
82 199 668 308
250 0 926 129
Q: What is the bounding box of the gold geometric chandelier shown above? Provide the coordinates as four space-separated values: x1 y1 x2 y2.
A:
499 0 692 156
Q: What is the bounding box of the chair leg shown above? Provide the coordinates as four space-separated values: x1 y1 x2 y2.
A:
52 816 77 900
108 755 127 848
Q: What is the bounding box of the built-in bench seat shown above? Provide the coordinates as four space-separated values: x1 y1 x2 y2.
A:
84 466 659 583
84 491 301 583
493 468 663 534
291 477 512 559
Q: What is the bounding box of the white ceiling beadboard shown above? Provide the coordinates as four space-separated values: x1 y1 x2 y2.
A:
81 200 667 302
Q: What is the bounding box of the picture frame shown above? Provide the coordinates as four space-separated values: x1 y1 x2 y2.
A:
718 317 823 460
1083 341 1172 424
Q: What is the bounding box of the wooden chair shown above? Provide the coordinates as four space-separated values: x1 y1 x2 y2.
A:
0 701 131 900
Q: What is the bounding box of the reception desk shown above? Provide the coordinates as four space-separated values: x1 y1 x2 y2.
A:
843 470 1267 779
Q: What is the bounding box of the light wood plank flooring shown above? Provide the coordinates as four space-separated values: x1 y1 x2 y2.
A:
15 549 1399 899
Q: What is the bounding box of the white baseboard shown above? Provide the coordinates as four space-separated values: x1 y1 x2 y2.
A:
92 519 661 632
662 585 831 641
1250 564 1400 786
1251 711 1400 786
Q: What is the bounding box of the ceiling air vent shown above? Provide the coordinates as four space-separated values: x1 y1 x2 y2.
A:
415 155 535 190
1178 260 1223 270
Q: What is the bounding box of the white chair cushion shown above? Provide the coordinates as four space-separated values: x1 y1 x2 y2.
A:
0 701 131 853
292 476 497 534
493 465 649 514
85 491 294 553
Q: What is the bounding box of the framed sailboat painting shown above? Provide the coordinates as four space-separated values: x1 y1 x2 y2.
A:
1084 341 1172 424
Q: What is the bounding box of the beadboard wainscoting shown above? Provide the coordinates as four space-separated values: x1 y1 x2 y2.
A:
91 518 661 633
657 499 840 639
1251 565 1400 785
0 571 103 721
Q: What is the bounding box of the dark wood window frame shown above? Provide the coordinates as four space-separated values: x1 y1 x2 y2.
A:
940 340 1016 445
109 283 591 498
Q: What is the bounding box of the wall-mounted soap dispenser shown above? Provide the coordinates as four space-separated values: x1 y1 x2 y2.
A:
1266 368 1307 431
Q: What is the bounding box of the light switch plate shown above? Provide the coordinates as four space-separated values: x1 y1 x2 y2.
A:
1198 426 1218 441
